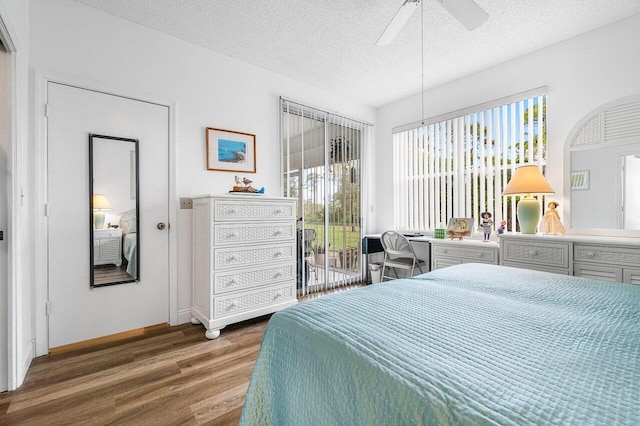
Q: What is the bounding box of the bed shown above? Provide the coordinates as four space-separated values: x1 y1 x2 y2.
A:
119 209 138 278
240 263 640 425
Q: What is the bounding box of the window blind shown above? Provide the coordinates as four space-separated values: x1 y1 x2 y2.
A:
393 91 547 232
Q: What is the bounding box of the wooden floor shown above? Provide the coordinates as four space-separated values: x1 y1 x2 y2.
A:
0 284 364 425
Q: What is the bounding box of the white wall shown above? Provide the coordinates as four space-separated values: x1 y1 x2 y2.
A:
374 13 640 233
27 0 375 332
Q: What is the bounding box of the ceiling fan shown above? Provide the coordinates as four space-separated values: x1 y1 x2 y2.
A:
376 0 489 46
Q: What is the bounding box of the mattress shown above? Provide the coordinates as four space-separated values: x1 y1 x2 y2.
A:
240 263 640 425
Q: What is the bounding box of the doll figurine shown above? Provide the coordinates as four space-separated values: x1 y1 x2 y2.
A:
497 220 506 234
480 212 494 242
540 201 566 235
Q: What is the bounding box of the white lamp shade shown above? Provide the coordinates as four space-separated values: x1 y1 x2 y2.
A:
502 165 554 196
92 194 112 210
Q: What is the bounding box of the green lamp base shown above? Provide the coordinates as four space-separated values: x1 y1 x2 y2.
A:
517 196 540 234
94 211 105 229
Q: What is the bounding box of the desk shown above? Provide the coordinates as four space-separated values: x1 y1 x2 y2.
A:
362 234 432 283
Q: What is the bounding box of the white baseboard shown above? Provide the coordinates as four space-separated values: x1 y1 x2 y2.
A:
17 339 35 389
177 308 192 325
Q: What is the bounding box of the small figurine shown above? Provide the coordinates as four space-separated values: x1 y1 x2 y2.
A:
231 176 261 193
497 220 506 234
540 201 566 235
480 212 494 242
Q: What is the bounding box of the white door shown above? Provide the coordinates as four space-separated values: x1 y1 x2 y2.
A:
623 154 640 229
47 82 169 348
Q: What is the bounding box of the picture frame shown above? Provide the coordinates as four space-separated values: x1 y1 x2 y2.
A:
446 218 474 240
571 170 589 190
206 127 256 173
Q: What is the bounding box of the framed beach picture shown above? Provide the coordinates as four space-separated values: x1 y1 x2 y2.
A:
206 127 256 173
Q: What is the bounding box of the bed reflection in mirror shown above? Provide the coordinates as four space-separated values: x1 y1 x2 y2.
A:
89 134 140 288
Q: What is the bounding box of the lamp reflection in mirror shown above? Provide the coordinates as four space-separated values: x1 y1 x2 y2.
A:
92 194 112 229
502 165 554 234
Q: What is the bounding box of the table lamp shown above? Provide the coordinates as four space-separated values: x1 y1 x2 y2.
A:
502 165 554 234
92 194 112 229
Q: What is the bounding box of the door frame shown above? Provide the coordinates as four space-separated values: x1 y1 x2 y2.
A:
34 70 178 356
0 5 21 391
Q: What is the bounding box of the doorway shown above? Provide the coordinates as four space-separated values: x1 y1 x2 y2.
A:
281 98 370 295
46 82 170 348
0 37 11 391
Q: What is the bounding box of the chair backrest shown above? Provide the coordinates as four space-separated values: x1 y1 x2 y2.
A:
380 231 416 258
302 229 316 253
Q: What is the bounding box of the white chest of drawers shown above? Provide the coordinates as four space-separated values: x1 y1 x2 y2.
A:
430 239 499 270
572 241 640 284
93 229 123 266
191 195 298 339
499 233 640 284
500 234 572 275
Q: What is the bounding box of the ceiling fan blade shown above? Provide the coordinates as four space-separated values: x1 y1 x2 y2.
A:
376 0 420 46
438 0 489 31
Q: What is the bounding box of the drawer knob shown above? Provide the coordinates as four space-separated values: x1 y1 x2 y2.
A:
443 249 448 254
274 293 282 299
227 255 237 262
585 251 595 258
476 253 483 258
228 233 238 239
228 300 238 310
228 279 237 285
273 230 282 236
228 209 237 215
529 250 538 256
274 272 282 278
274 209 282 214
274 252 282 258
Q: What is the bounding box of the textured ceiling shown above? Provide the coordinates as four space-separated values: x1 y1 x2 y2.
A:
71 0 640 108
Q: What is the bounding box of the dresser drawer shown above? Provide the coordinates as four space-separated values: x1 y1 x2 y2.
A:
574 263 623 282
214 283 295 319
214 242 295 269
213 199 296 222
574 244 640 267
502 240 570 269
214 222 295 246
432 245 498 263
431 257 462 270
214 262 295 294
623 268 640 285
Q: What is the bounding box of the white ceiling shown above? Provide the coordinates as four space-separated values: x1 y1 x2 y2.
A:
72 0 640 108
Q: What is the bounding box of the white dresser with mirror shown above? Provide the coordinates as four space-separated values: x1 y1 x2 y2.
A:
500 95 640 283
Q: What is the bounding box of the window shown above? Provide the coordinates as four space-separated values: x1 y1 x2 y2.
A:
392 90 547 232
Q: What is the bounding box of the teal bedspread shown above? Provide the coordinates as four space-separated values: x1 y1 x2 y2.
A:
240 264 640 425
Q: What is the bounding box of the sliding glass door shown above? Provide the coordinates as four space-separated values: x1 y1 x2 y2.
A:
281 99 369 296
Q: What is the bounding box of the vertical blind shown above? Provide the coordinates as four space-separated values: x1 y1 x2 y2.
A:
281 98 371 295
393 91 547 232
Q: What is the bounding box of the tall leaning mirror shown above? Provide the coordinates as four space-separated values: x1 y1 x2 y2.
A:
89 133 140 288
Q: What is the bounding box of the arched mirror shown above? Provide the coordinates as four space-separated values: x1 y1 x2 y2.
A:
89 133 140 287
564 96 640 235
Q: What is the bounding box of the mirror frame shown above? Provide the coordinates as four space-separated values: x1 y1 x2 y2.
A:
89 133 140 288
563 94 640 237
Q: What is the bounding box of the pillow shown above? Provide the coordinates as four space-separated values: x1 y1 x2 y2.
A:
119 210 137 234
